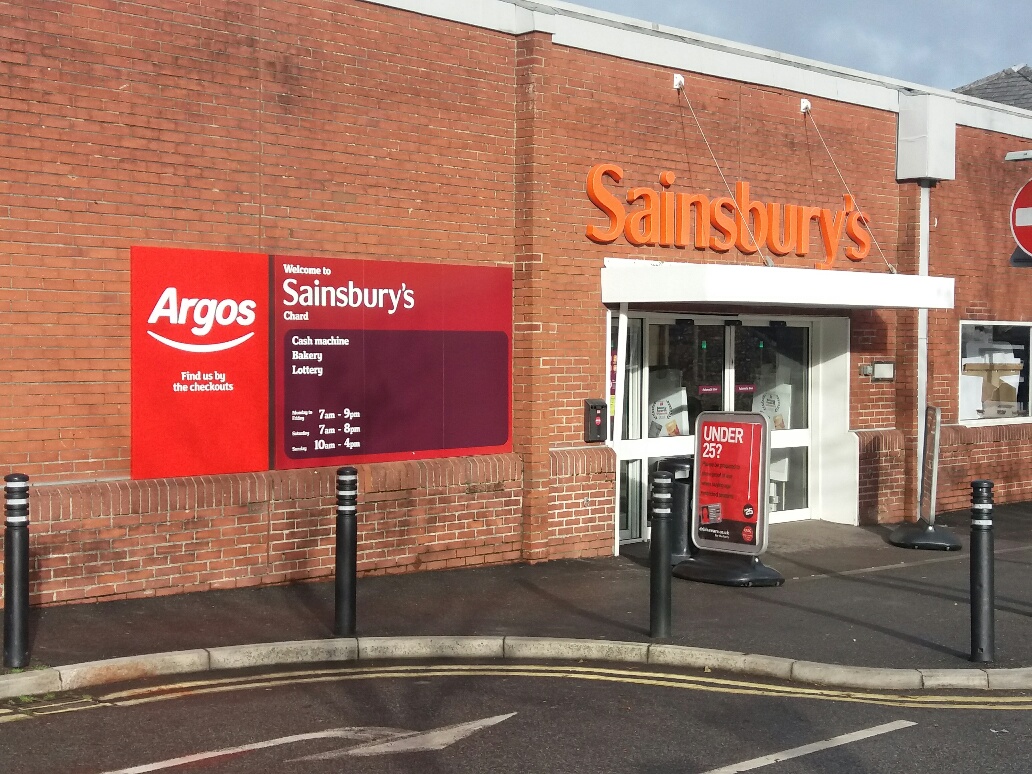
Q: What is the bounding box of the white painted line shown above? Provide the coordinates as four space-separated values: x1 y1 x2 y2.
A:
97 729 387 773
297 712 517 759
99 714 517 772
698 719 916 773
1016 207 1032 227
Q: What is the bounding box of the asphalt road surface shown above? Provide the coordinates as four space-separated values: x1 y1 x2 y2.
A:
2 660 1031 773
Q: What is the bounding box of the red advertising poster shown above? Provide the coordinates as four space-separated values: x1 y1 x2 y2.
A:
271 255 512 468
692 411 770 555
131 247 270 479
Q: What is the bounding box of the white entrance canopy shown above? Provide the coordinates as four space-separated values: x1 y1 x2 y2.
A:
601 258 954 309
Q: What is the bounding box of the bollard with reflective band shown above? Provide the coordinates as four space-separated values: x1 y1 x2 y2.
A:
970 479 995 663
4 473 30 669
334 467 359 638
650 471 673 639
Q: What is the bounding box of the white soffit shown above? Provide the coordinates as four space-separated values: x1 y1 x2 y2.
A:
601 258 954 310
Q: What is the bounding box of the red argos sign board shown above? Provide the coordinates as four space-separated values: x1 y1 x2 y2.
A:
1011 179 1032 257
132 247 513 480
131 247 270 479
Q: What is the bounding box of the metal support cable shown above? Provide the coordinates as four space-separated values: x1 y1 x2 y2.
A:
676 86 774 267
802 108 897 274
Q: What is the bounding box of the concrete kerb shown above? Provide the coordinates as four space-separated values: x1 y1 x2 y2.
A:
209 639 359 670
0 637 1027 699
58 649 211 692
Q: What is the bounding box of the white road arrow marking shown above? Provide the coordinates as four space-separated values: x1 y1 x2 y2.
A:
98 714 516 772
295 712 517 760
698 719 916 774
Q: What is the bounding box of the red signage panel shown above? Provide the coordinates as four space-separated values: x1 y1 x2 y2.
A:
131 247 512 479
131 247 270 479
692 411 770 555
270 255 513 469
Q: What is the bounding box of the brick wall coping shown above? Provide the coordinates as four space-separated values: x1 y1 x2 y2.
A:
550 446 616 478
855 423 1032 453
26 455 523 522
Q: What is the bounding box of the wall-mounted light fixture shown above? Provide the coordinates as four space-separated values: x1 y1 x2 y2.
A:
872 361 896 382
1005 150 1032 162
859 361 896 381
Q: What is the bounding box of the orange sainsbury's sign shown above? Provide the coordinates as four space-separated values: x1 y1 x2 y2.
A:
585 163 872 268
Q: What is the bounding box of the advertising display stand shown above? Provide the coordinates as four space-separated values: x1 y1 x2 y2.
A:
672 412 784 587
889 406 961 551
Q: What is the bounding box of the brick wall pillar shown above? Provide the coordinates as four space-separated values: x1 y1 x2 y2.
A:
513 32 557 561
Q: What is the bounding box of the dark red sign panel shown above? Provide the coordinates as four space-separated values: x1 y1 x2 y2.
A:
131 247 270 479
131 248 513 479
270 255 512 468
692 412 770 555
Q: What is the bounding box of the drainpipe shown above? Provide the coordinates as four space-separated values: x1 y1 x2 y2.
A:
915 180 933 517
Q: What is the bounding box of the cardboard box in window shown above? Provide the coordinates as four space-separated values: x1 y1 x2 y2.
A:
961 361 1021 405
982 400 1023 418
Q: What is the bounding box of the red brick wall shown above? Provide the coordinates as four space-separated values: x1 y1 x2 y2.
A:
856 429 906 524
0 1 617 606
0 0 518 482
548 446 616 559
922 125 1032 509
937 425 1032 512
5 0 1032 607
851 309 901 431
22 455 523 605
539 46 904 444
12 446 616 606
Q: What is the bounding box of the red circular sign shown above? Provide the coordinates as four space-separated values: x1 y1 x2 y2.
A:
1011 179 1032 256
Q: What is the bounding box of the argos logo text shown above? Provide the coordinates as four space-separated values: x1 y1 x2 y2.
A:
146 287 258 353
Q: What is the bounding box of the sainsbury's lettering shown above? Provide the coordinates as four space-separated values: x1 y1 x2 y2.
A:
585 163 872 267
281 279 415 314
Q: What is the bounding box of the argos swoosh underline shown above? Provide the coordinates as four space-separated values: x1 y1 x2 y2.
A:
146 331 255 353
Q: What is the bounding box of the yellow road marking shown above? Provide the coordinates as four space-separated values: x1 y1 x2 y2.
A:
97 663 1032 711
6 662 1031 724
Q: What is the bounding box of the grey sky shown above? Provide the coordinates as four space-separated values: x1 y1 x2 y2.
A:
569 0 1031 91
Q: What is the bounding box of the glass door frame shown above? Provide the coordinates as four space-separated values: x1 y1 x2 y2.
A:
608 308 815 545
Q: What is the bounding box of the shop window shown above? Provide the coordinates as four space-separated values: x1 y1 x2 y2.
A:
733 326 809 431
960 323 1031 421
646 322 723 437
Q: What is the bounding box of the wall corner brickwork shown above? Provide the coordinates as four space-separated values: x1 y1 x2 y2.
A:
546 445 616 560
855 428 906 524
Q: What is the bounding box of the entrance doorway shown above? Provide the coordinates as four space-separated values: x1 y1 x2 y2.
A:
610 313 811 543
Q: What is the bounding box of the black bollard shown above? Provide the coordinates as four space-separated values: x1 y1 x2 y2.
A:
650 471 673 639
970 479 994 663
4 473 30 669
334 466 358 638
